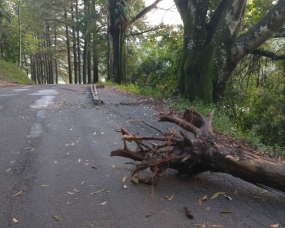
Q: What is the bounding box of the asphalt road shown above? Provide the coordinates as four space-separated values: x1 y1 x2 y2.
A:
0 84 284 228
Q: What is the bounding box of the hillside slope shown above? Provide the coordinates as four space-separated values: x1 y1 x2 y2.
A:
0 60 34 85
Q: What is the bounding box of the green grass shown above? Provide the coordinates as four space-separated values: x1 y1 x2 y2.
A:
0 60 34 84
105 82 285 157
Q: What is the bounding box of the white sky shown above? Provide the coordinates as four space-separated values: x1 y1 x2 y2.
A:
145 0 182 25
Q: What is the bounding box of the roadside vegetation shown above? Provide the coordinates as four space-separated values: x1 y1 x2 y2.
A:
0 60 34 84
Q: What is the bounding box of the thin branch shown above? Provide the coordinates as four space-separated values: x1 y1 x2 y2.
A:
129 118 164 135
251 49 285 60
129 27 160 36
130 0 163 25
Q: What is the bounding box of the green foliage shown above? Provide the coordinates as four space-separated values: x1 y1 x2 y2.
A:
0 60 34 84
127 24 183 97
225 56 285 155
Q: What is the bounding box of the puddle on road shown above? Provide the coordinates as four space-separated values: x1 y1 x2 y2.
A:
30 89 59 96
29 96 55 109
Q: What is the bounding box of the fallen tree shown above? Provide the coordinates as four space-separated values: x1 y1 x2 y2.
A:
111 108 285 192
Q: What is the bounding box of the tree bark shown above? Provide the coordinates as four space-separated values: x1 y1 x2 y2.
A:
71 4 78 84
111 108 285 193
76 0 81 84
18 0 21 68
64 7 72 84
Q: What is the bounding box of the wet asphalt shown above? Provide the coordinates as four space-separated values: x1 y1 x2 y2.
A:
0 84 284 228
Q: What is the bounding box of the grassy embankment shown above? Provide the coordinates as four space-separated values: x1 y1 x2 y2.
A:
0 60 34 84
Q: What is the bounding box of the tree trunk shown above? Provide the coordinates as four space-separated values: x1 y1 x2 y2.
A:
111 108 285 192
108 0 162 84
92 32 99 83
54 25 58 84
0 20 3 59
71 4 78 84
65 7 72 84
174 0 285 103
18 0 21 68
109 0 127 84
83 36 88 84
87 43 91 84
107 13 112 81
76 0 81 84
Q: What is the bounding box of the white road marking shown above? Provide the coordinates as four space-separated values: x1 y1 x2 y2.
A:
27 123 43 139
29 96 55 109
30 89 59 96
27 89 58 138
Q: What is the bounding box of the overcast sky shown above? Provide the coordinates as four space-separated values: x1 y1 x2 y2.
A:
144 0 182 25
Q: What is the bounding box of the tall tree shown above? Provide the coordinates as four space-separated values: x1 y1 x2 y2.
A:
174 0 285 103
18 0 21 67
0 0 11 59
109 0 162 84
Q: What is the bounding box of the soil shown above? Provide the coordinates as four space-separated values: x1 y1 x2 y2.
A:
0 78 20 88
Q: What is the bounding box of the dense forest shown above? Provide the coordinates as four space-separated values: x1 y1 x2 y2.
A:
0 0 285 153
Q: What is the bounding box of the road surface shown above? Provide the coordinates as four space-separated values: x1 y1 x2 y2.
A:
0 84 284 228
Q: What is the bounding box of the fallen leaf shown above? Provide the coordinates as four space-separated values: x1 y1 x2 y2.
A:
123 185 127 189
165 195 174 201
52 215 63 222
6 168 11 172
131 178 139 185
78 158 81 163
80 181 85 186
41 185 49 187
202 195 207 201
206 207 210 211
10 161 15 164
146 213 152 218
74 188 79 193
207 223 223 227
122 176 128 182
192 224 202 227
12 218 18 223
210 192 227 200
84 162 89 167
220 210 233 214
185 206 194 219
106 190 111 193
100 201 107 206
270 224 279 227
90 189 105 195
91 166 97 169
11 191 22 198
198 198 202 206
80 149 85 152
143 188 149 190
223 195 232 200
67 192 75 195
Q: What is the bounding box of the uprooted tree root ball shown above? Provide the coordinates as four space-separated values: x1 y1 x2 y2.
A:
111 108 285 192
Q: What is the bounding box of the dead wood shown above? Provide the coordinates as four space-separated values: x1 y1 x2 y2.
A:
111 108 285 192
